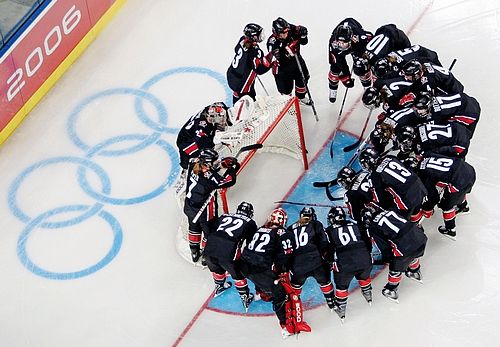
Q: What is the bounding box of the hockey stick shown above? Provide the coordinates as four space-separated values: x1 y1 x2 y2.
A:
191 143 263 224
343 108 373 152
329 86 349 158
275 200 342 207
256 75 269 96
294 53 319 121
449 58 457 71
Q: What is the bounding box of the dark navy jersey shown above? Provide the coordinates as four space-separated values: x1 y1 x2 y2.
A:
374 74 414 113
417 154 476 195
412 62 464 95
417 122 471 157
325 222 372 273
387 44 442 70
370 155 427 212
204 213 258 261
344 171 372 224
286 220 329 275
227 37 271 94
367 210 427 258
365 24 411 65
241 225 293 271
427 92 480 134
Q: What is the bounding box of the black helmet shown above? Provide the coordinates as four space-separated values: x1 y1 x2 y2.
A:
362 87 380 109
272 17 290 35
334 23 353 42
198 148 219 167
243 23 264 43
359 147 379 171
373 58 391 79
327 206 346 226
236 201 254 218
413 92 433 117
397 126 416 153
403 59 423 81
299 206 317 221
337 166 357 189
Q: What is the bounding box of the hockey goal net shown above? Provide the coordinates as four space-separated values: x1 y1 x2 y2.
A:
176 95 308 264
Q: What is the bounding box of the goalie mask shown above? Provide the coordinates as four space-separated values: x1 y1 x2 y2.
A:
267 208 287 227
205 102 229 130
236 201 254 218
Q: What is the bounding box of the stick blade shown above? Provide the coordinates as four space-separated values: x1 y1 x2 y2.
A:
343 140 361 152
312 179 337 188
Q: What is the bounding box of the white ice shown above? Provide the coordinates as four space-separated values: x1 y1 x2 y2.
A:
1 0 500 346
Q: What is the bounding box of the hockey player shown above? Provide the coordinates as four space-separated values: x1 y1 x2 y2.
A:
362 205 427 303
412 91 481 137
328 18 373 102
397 123 471 159
411 153 476 239
227 23 273 104
324 207 373 321
359 147 427 221
402 59 464 96
267 17 312 105
183 149 239 264
239 208 311 338
203 202 258 310
336 166 373 250
176 102 230 170
286 207 335 311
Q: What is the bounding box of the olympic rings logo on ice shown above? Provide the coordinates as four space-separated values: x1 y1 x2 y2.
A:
8 67 232 280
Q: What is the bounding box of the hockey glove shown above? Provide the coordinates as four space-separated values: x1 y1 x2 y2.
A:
353 57 369 76
340 74 354 88
221 156 240 170
297 26 308 38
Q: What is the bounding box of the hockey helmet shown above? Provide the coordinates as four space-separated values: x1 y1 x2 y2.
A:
268 208 288 227
358 147 380 171
299 206 317 221
413 92 433 117
362 87 380 109
332 23 353 51
243 23 264 43
327 206 346 227
397 126 417 153
236 201 254 218
372 58 391 79
336 166 357 189
272 17 290 35
402 59 423 81
198 148 219 168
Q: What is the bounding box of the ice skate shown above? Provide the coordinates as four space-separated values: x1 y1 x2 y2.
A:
214 281 232 297
299 96 313 106
240 293 254 312
382 287 399 304
361 289 373 305
329 89 337 103
405 268 423 284
438 226 457 241
333 303 346 323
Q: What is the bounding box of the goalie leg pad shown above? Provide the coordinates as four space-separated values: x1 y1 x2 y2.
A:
279 277 312 334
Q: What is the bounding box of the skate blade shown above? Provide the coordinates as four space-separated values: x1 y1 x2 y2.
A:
406 276 424 284
384 296 399 304
441 234 457 241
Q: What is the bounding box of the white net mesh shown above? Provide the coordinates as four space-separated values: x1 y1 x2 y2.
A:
175 95 307 264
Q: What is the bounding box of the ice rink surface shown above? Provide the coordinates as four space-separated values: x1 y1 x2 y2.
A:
1 0 500 346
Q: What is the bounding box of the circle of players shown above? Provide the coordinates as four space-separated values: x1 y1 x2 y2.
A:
175 17 479 339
